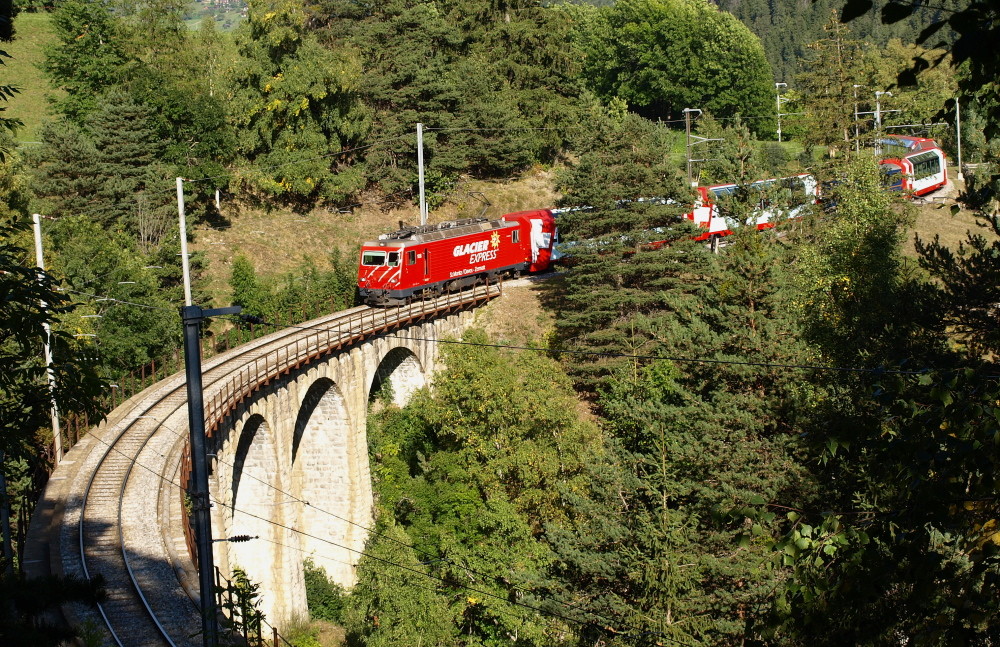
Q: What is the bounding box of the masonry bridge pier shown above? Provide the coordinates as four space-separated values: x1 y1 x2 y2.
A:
212 311 459 626
27 285 501 647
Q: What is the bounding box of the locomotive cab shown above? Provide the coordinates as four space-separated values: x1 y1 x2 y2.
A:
358 242 410 305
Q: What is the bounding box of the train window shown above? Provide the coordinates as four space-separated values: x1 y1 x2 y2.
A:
387 252 400 267
362 251 386 266
911 152 940 180
783 177 805 193
512 230 520 243
407 250 416 265
710 185 738 198
881 167 903 190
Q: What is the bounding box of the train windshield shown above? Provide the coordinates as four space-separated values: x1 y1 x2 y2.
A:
362 251 387 266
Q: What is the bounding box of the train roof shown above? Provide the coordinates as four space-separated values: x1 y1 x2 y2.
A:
706 174 815 197
880 135 941 152
366 217 514 246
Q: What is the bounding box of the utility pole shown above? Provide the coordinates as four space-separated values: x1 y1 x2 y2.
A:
775 82 787 143
32 213 62 466
874 91 893 157
955 98 964 182
417 123 427 226
874 90 892 132
683 108 722 189
177 178 193 307
683 108 701 187
181 304 241 647
853 84 862 153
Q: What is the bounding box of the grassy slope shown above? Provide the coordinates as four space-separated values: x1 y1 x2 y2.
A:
905 170 999 257
6 11 61 144
191 169 561 307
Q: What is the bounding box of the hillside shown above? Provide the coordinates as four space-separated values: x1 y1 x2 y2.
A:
6 11 62 143
184 0 247 30
190 160 995 311
191 169 561 306
907 174 999 256
712 0 953 83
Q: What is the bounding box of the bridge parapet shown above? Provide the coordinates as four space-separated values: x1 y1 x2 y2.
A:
202 283 500 629
28 282 501 646
203 284 500 437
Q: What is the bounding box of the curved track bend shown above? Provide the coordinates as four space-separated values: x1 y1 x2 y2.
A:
32 284 500 647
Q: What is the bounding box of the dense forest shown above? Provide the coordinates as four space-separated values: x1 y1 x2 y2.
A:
3 0 1000 644
713 0 954 83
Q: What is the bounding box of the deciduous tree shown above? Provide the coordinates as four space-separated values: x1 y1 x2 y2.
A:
349 329 603 644
227 0 370 206
575 0 775 135
42 0 131 122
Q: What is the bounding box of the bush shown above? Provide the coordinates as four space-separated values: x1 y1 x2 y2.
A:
303 559 345 623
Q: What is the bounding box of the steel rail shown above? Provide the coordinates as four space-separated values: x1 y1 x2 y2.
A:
76 284 499 646
76 303 391 646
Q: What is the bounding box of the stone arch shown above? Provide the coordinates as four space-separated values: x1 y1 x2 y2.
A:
368 346 425 408
227 414 285 624
289 377 358 585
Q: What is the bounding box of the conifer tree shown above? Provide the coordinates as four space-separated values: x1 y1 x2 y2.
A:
87 91 174 235
550 220 820 643
323 0 465 199
26 120 103 221
311 0 581 202
550 103 827 641
692 114 761 185
444 0 583 170
554 109 706 389
796 13 871 154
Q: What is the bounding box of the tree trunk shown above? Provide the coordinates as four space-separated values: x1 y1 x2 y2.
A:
0 450 14 575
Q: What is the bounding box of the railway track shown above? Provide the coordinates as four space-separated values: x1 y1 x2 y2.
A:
42 285 500 647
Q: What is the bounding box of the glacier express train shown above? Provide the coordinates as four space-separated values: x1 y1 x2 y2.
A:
879 135 948 197
357 210 557 306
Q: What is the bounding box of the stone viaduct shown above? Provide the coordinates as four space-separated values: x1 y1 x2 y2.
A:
28 287 503 645
211 309 474 628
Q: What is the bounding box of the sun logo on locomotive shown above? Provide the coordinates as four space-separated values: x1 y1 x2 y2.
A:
490 231 500 249
454 236 500 264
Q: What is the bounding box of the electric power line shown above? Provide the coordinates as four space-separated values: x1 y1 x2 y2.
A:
60 287 176 312
80 420 698 647
247 316 974 379
141 417 683 645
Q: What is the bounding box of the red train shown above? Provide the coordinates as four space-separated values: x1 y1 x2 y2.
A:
685 173 819 240
357 209 557 306
879 135 948 197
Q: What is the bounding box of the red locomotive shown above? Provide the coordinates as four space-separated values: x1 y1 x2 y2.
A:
357 209 557 306
878 135 948 197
